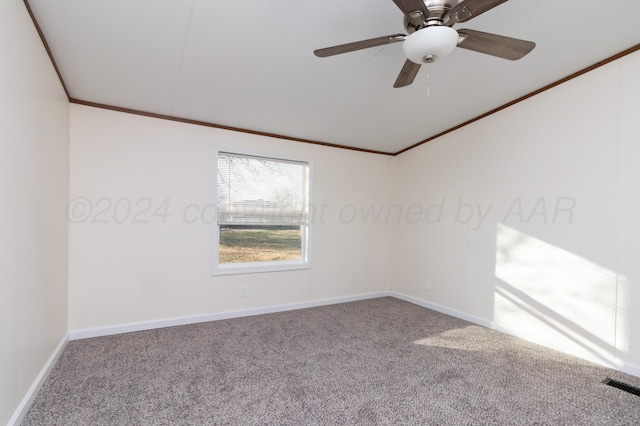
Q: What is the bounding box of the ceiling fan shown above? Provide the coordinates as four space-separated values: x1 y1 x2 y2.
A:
314 0 535 88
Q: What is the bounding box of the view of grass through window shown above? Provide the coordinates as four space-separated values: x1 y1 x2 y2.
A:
219 226 302 264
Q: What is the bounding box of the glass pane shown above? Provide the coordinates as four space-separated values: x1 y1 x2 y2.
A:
219 225 302 264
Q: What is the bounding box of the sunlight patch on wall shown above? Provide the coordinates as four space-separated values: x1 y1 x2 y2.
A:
494 223 627 363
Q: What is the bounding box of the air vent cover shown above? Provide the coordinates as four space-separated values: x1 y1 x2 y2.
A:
603 378 640 397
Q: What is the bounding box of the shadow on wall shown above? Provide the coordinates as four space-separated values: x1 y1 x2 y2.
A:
493 223 629 365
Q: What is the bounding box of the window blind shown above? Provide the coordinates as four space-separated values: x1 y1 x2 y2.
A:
217 152 309 226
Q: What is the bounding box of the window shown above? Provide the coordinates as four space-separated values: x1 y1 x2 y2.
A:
212 150 311 275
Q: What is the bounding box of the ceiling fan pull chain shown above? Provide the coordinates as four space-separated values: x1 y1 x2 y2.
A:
426 74 430 98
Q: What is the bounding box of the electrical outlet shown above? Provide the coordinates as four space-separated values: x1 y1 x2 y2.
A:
425 280 431 290
240 286 247 298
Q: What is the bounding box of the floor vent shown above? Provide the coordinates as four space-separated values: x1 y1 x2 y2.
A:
603 378 640 397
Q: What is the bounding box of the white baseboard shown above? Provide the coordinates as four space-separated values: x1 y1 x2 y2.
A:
388 291 640 379
618 361 640 378
68 291 391 340
8 335 68 426
388 291 494 328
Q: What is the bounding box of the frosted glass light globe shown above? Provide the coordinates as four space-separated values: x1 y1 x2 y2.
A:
403 26 459 64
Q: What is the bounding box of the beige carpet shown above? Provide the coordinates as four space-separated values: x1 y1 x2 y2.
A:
22 297 640 425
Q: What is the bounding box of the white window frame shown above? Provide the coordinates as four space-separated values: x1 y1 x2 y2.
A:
211 147 312 276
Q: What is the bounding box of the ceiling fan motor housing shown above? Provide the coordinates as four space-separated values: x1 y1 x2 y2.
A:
404 0 458 33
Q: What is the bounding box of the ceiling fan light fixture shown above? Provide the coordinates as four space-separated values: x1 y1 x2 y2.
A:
403 25 459 64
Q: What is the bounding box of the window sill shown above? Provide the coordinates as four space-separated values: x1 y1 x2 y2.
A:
211 259 311 276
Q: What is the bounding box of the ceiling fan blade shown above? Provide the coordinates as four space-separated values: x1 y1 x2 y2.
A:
314 34 405 57
457 29 535 60
394 59 421 88
447 0 508 25
392 0 430 22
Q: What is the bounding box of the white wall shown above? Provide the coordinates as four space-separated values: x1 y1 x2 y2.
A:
68 105 393 331
68 51 640 377
0 1 70 424
393 50 640 374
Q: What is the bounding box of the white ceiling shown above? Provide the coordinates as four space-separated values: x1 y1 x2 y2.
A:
27 0 640 154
